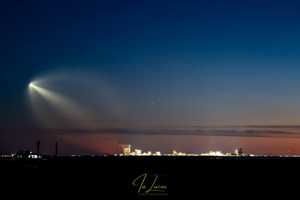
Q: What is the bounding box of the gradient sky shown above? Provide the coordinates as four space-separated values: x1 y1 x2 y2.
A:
2 0 300 154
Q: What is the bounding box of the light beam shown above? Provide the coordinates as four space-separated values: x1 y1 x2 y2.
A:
27 81 99 129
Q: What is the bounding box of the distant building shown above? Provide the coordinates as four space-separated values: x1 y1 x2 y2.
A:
135 149 142 155
14 150 41 159
201 151 224 156
234 148 243 156
120 144 132 155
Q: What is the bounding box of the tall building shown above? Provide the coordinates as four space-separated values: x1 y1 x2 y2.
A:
120 144 132 155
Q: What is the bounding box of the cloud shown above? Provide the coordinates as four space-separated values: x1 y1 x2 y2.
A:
32 125 300 138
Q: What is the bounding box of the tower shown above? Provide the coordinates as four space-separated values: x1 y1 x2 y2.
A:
36 140 40 155
55 141 58 156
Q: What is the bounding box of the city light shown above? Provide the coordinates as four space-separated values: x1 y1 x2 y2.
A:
119 144 247 157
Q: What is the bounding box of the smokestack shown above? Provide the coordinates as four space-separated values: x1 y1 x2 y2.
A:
36 140 40 155
55 141 58 156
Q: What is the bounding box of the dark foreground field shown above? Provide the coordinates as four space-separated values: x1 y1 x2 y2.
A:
1 156 299 198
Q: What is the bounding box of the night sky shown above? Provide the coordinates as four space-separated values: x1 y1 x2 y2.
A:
2 0 300 155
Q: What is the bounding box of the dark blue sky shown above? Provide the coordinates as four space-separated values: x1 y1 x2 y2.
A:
2 0 300 128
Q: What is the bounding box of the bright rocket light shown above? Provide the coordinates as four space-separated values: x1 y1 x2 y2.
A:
27 79 99 129
27 70 127 130
29 82 34 88
28 82 38 91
